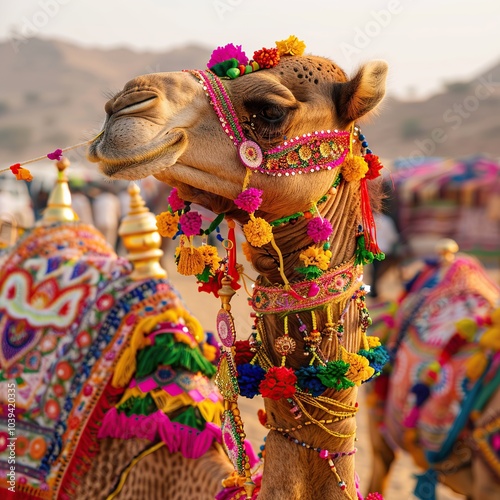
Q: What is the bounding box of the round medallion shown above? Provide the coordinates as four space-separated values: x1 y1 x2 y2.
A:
238 140 263 169
274 335 296 356
217 309 236 347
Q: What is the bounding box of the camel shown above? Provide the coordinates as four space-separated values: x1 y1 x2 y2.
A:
0 160 234 499
365 239 500 499
88 36 390 499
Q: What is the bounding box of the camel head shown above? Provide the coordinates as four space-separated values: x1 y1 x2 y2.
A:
88 39 387 220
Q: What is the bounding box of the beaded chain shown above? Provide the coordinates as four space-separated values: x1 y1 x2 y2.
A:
265 414 356 434
270 428 357 497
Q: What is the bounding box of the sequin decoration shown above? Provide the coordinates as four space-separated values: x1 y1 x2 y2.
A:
215 350 239 401
221 409 246 475
217 308 236 348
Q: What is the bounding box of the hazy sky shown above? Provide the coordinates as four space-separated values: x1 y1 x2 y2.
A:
1 0 499 99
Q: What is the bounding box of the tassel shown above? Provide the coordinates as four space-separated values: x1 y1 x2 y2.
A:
403 406 420 428
465 351 488 381
414 469 438 500
360 178 384 259
411 382 431 407
177 246 205 276
355 234 374 265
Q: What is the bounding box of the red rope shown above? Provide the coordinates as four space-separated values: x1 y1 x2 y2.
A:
360 178 382 255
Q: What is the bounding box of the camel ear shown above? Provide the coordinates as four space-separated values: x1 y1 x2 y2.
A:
333 60 388 127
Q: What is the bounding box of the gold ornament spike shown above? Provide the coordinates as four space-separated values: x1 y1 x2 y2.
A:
118 182 167 280
38 158 78 225
219 275 236 311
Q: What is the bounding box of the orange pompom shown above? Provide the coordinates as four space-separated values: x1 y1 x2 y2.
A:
342 154 368 182
14 166 33 182
243 217 273 247
156 211 179 238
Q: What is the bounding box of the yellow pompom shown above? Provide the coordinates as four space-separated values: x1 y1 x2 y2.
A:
479 326 500 351
243 217 273 247
202 343 217 362
341 348 375 385
156 211 179 238
341 153 368 182
176 246 205 276
465 351 488 381
222 471 246 488
299 246 332 270
366 335 381 349
198 245 221 273
455 318 478 341
490 308 500 325
276 35 306 56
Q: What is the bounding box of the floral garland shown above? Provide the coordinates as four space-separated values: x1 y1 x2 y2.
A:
208 35 306 79
155 188 242 296
236 336 388 401
234 289 389 401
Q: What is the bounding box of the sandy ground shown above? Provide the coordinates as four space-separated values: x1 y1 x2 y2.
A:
160 250 499 500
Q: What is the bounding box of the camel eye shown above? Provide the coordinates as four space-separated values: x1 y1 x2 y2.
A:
259 105 285 123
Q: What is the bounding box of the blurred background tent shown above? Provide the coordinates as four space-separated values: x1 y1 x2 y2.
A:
388 155 500 262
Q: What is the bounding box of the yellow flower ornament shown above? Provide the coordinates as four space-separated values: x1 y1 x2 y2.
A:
276 35 306 56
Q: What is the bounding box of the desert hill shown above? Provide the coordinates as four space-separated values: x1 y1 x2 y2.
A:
0 37 499 166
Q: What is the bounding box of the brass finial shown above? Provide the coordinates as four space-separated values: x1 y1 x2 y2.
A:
38 158 77 226
118 182 167 280
436 238 459 265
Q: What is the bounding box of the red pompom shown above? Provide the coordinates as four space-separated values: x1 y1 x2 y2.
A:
234 340 255 365
259 366 297 400
253 47 280 69
364 153 384 180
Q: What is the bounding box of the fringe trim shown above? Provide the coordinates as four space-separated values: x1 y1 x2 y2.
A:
0 481 50 499
98 409 217 459
98 408 259 465
56 380 124 499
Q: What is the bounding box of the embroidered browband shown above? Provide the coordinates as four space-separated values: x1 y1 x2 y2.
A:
189 69 350 176
252 259 362 314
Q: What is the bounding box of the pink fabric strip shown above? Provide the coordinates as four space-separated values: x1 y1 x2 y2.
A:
252 260 362 313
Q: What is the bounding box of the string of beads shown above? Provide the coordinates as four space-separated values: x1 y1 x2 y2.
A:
270 428 357 496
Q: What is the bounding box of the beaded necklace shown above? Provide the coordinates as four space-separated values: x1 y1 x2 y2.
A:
269 430 357 494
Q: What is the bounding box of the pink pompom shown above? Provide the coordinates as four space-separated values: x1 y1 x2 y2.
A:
207 43 248 68
365 493 384 500
234 188 263 213
168 188 185 212
492 434 500 451
307 217 333 243
47 148 63 160
179 211 202 237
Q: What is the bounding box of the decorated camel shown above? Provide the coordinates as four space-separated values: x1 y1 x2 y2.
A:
0 160 237 499
366 239 500 499
87 35 390 499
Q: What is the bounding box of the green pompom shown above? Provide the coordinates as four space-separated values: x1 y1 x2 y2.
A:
295 266 323 280
209 58 238 77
